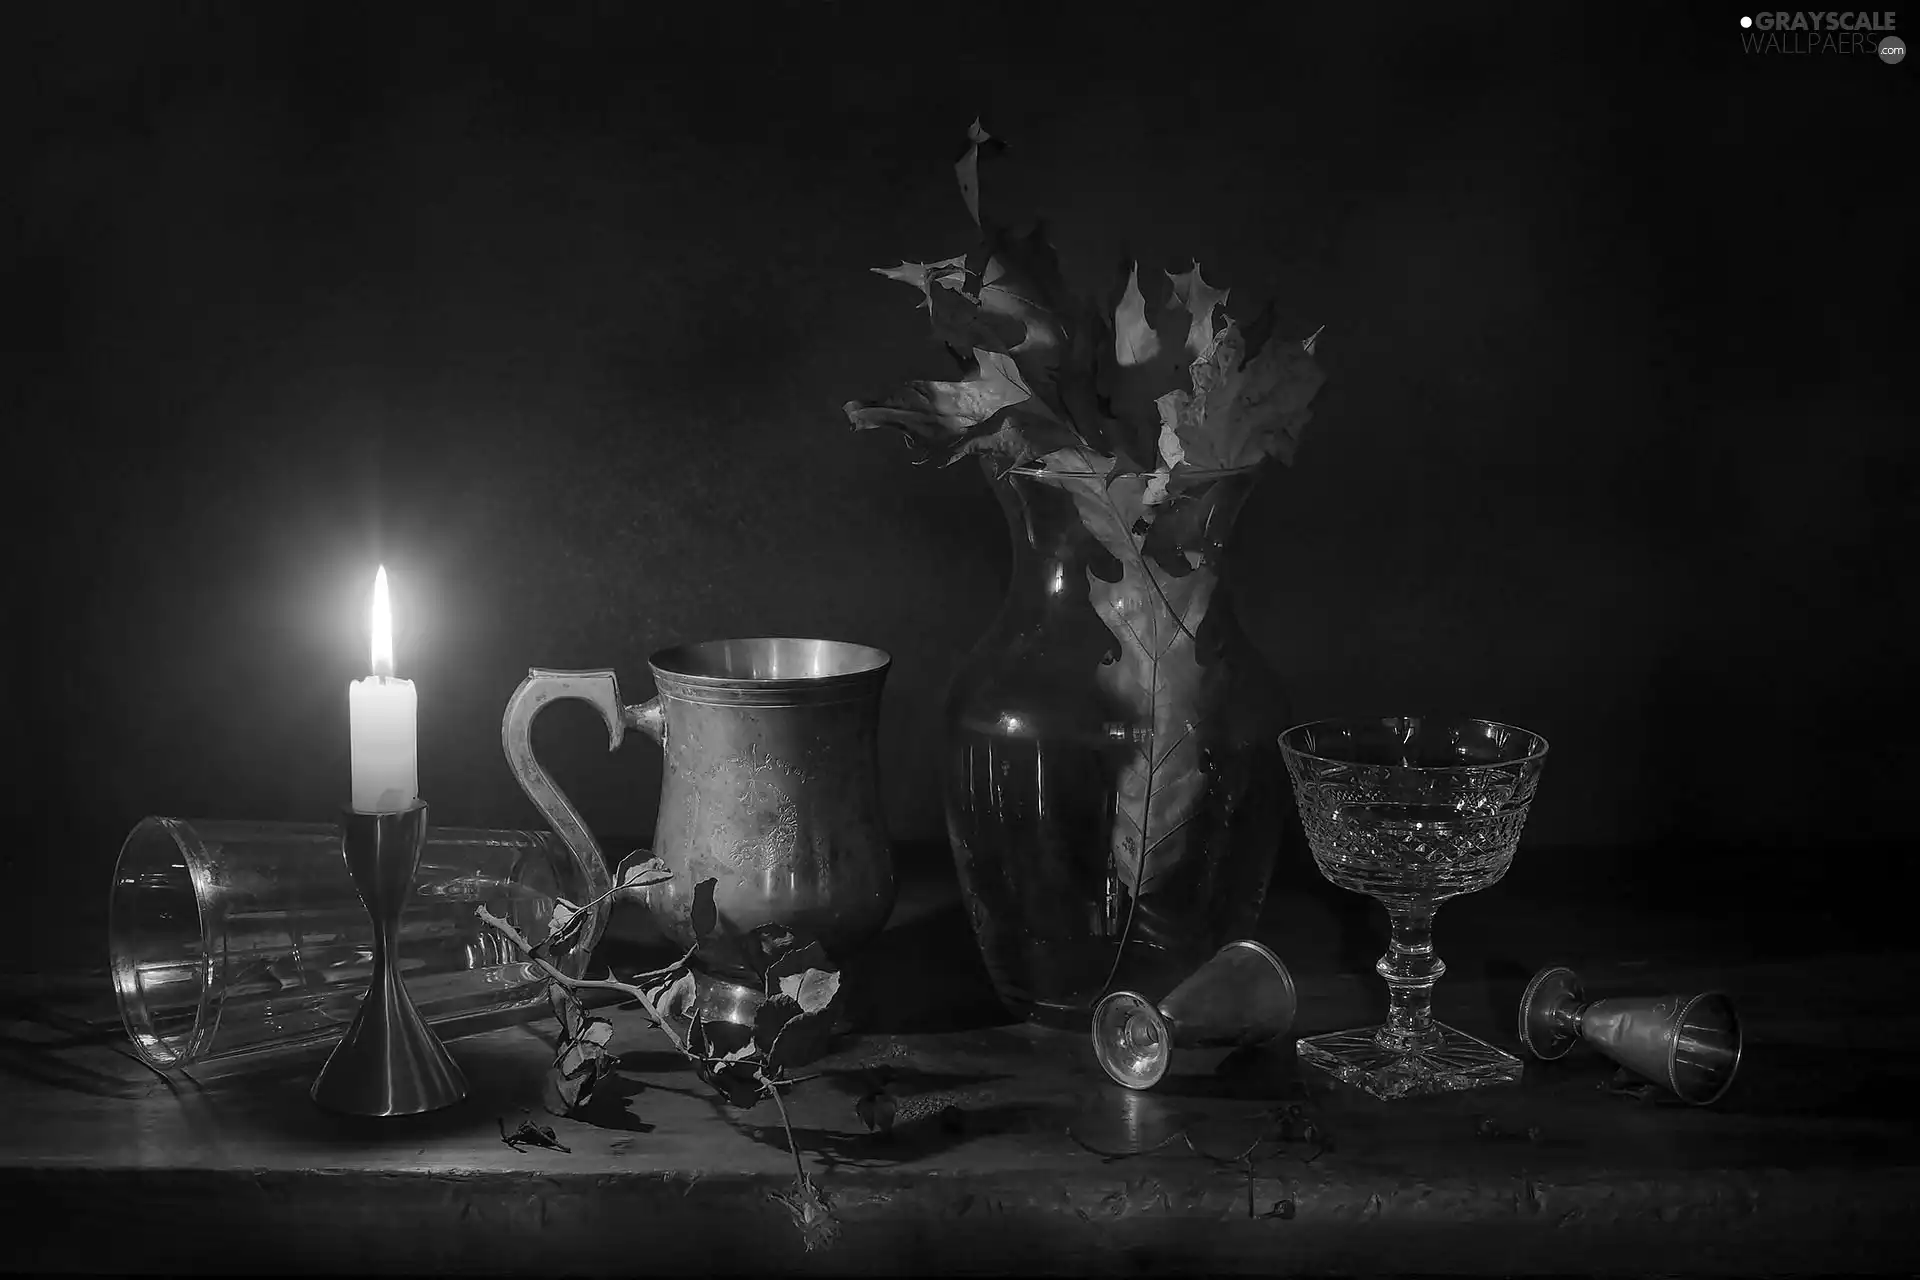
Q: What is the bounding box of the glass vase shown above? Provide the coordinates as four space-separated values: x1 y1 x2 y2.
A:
945 461 1290 1029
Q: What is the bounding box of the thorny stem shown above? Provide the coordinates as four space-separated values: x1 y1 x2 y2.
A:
763 1073 810 1189
477 907 815 1101
474 905 695 1055
479 905 826 1243
544 869 674 952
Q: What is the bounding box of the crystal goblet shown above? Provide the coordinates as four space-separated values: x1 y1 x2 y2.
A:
1280 715 1549 1100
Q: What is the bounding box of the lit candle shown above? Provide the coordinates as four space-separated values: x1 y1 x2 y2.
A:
348 565 418 812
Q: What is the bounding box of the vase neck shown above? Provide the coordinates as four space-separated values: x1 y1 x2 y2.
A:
993 467 1259 591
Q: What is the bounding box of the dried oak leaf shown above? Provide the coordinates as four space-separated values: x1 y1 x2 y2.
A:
953 116 1002 227
1098 265 1193 468
1136 472 1239 579
1160 320 1326 471
1163 261 1231 361
969 218 1074 377
844 347 1078 470
1112 262 1160 367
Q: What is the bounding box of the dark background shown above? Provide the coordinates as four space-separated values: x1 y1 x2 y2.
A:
8 2 1912 972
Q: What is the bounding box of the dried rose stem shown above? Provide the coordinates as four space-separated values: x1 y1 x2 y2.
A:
540 869 674 953
479 906 825 1240
473 904 693 1053
763 1073 810 1188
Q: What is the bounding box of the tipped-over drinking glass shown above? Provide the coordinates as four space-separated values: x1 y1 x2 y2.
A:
1280 715 1549 1100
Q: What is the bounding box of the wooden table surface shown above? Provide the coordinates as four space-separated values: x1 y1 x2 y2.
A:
4 841 1915 1275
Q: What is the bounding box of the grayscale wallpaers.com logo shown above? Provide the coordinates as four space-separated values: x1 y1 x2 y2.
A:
1738 10 1903 57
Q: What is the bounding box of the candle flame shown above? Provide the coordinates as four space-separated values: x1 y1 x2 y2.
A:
370 565 394 678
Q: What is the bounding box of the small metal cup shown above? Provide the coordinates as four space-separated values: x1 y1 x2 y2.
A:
1092 940 1298 1090
1518 965 1742 1106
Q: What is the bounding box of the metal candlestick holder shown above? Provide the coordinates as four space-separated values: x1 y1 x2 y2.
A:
310 801 468 1116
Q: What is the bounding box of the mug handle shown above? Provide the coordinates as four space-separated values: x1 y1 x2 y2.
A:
500 668 666 964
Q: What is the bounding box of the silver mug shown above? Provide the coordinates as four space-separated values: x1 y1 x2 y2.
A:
502 638 896 973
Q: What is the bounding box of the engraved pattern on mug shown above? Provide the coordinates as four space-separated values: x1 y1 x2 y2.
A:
710 745 804 871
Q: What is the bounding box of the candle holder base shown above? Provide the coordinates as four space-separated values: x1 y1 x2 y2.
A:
311 802 468 1117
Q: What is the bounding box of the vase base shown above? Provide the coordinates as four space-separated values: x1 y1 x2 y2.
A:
1297 1022 1523 1100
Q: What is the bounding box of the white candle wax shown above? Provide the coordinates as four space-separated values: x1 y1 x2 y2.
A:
349 566 419 812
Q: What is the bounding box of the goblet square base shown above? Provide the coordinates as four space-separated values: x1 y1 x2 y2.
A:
1297 1022 1523 1100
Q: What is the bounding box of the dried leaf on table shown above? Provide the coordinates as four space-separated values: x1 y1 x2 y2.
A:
770 1175 840 1254
499 1117 571 1153
854 1087 899 1135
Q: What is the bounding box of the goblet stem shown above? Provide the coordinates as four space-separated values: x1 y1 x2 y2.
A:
1375 901 1445 1052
